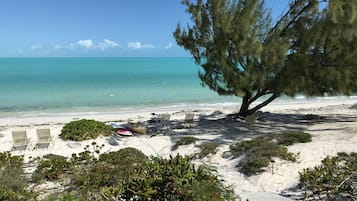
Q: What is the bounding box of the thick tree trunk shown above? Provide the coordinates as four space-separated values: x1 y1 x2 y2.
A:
238 95 250 115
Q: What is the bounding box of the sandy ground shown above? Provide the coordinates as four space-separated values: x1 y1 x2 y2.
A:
0 98 356 201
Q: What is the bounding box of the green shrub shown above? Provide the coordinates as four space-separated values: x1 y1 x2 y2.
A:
60 119 113 141
0 151 23 168
102 155 236 201
99 147 148 165
299 152 357 200
32 154 71 182
63 148 235 200
172 136 199 150
229 137 296 175
0 152 32 201
350 103 357 109
194 142 219 159
240 155 271 175
277 131 312 146
44 194 83 201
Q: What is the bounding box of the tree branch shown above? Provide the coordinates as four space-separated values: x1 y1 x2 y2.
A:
249 93 278 114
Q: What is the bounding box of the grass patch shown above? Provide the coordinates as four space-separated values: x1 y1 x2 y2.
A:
229 131 311 175
350 103 357 109
194 142 219 159
172 136 199 150
60 119 113 141
276 131 312 146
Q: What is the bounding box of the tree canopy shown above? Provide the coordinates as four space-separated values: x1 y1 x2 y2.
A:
174 0 357 116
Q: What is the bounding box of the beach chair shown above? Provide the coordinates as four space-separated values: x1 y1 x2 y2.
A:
35 128 52 149
159 114 171 133
12 130 29 151
182 112 195 128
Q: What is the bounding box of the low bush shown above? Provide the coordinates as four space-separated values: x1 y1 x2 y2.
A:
99 154 236 201
229 136 297 175
299 152 357 200
35 147 236 200
99 147 148 165
60 119 113 141
44 194 83 201
194 142 219 159
276 131 312 146
0 152 32 201
172 136 198 150
32 154 71 182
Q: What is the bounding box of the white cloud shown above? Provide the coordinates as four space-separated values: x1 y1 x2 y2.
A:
76 39 93 48
98 39 119 50
56 39 119 50
30 45 43 50
164 42 172 49
29 39 120 53
128 41 155 49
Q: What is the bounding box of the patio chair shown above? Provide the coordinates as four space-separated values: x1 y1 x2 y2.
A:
159 113 171 133
12 130 29 151
35 128 52 149
182 112 195 128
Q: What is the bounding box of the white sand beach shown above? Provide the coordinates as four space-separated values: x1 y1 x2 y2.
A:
0 97 356 200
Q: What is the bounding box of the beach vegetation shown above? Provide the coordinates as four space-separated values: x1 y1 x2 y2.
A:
0 152 32 201
229 135 300 175
43 194 83 201
194 142 219 159
32 154 71 182
276 131 312 146
174 0 357 116
30 147 236 200
60 119 112 141
172 136 199 150
299 152 357 200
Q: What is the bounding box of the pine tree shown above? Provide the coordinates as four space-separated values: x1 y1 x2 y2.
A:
174 0 357 116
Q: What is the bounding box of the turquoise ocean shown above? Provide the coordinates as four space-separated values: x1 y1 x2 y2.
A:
0 58 239 115
0 58 355 116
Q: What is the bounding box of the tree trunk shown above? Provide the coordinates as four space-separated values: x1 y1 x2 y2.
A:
238 95 250 116
233 93 278 117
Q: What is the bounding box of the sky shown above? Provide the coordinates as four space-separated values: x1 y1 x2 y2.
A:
0 0 288 57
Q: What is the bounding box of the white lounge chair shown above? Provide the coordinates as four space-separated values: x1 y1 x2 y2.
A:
35 128 52 149
159 114 171 133
182 112 195 128
12 130 29 151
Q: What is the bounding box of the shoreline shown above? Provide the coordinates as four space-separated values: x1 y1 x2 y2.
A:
0 96 356 127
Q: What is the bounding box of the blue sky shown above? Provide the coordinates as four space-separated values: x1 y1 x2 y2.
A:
0 0 287 57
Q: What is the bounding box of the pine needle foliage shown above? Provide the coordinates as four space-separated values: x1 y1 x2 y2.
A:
174 0 357 116
299 152 357 200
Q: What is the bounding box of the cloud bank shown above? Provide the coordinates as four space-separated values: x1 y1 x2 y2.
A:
128 41 155 49
68 39 119 50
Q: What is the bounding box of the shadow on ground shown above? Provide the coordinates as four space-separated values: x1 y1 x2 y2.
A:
164 111 357 147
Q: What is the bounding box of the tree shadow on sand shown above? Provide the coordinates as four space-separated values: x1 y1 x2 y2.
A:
165 111 357 147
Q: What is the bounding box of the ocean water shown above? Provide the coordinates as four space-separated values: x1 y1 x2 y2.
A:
1 58 356 116
0 58 238 115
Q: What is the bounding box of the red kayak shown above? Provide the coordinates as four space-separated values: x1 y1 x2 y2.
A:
116 128 133 136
